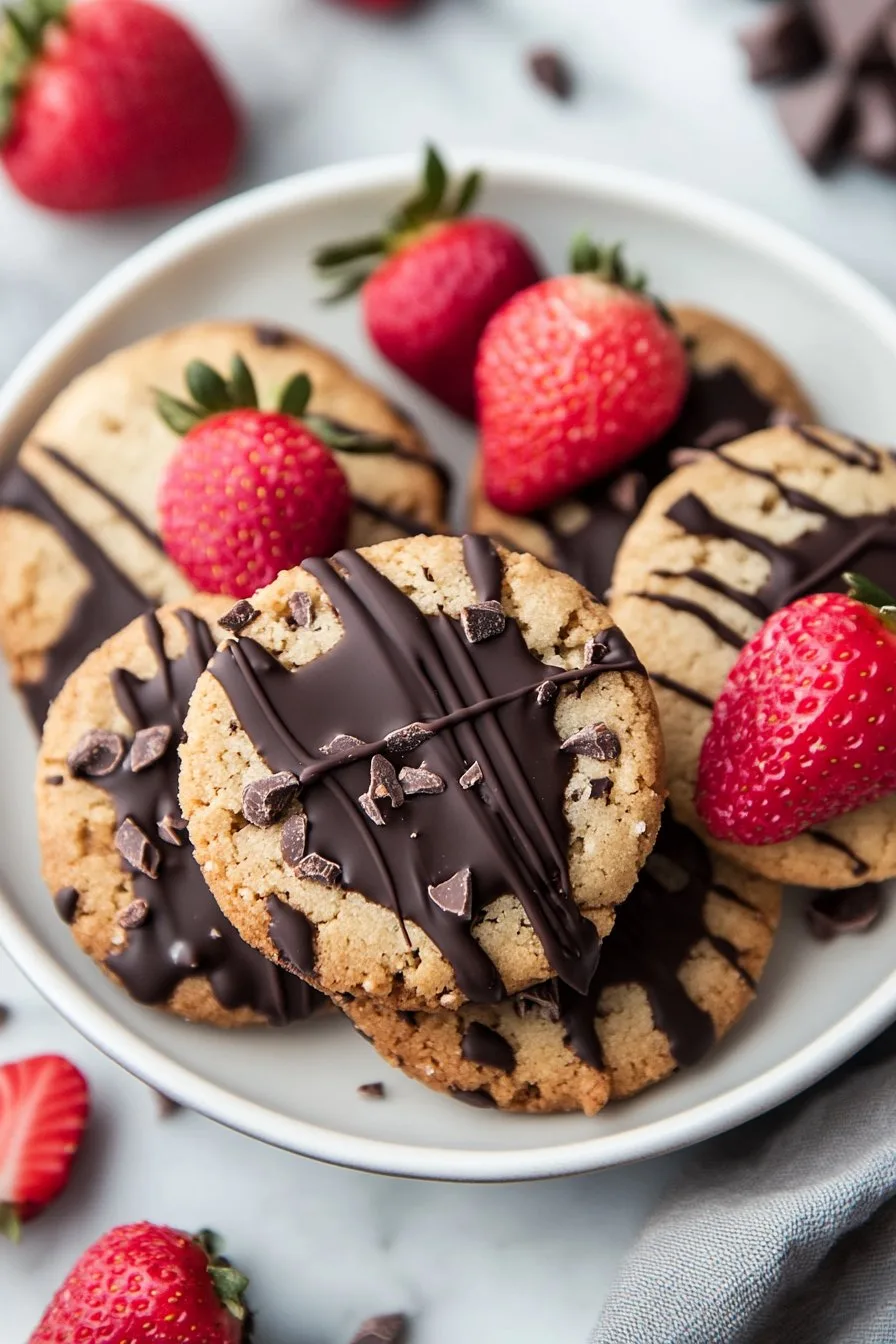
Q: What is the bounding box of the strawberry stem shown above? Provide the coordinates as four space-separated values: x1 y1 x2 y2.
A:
195 1230 251 1330
844 571 896 630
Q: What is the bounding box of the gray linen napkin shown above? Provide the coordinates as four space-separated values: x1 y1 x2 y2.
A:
592 1026 896 1344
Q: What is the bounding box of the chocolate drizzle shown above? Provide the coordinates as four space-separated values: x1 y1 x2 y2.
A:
84 609 320 1023
208 537 643 1002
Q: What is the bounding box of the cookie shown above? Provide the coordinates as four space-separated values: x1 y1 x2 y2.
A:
468 306 814 599
179 534 665 1013
340 816 781 1114
611 423 896 887
36 600 325 1027
0 320 446 725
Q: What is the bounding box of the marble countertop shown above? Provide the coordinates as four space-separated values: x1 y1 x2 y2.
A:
3 1 896 1339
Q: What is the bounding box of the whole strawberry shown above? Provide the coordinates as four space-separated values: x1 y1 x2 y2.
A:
0 0 240 212
478 237 689 513
697 574 896 846
314 145 542 419
30 1223 251 1343
156 355 361 596
0 1054 89 1241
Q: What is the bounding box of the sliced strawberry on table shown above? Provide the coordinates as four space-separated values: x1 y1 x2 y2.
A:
477 236 690 513
0 1053 89 1242
696 573 896 846
314 144 542 419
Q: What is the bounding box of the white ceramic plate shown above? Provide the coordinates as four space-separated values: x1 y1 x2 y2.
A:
1 153 895 1182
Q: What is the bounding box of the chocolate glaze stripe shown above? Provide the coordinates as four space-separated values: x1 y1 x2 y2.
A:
807 829 871 879
654 567 769 622
353 497 437 537
648 673 714 710
39 445 165 548
794 425 882 473
634 590 746 649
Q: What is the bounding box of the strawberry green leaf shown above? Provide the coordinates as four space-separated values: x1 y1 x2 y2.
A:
279 372 313 418
155 389 204 437
227 354 259 410
844 571 896 610
186 360 232 413
453 169 483 217
0 1203 21 1244
319 269 372 304
208 1264 249 1321
313 234 387 271
303 415 401 455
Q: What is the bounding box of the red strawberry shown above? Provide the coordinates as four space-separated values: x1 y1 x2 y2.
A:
696 574 896 846
30 1223 250 1343
0 1054 89 1242
314 145 542 419
156 355 358 596
0 0 240 212
477 238 690 513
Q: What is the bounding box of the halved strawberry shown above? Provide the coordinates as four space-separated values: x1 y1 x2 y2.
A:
0 1054 89 1241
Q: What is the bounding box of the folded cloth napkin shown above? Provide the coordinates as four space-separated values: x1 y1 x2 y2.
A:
592 1024 896 1344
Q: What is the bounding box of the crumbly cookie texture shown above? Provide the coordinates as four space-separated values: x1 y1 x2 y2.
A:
611 423 896 887
0 320 445 720
37 599 323 1027
341 834 781 1115
179 534 665 1013
468 305 814 578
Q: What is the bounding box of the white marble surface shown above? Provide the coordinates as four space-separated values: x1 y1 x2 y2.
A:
3 0 896 1339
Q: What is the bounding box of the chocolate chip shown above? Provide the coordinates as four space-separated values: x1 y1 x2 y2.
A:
297 852 341 885
242 771 300 827
694 419 749 451
461 1021 516 1073
68 728 126 778
608 471 648 516
54 886 80 924
528 47 574 100
358 1082 386 1099
560 723 621 761
321 733 364 756
398 765 445 795
459 761 483 790
369 754 404 808
584 635 610 666
358 792 385 827
287 591 312 628
447 1086 497 1109
118 898 150 930
254 324 289 347
514 981 561 1023
428 868 472 918
44 774 64 786
280 811 308 867
130 724 172 773
397 1010 418 1026
738 3 823 83
219 599 259 634
460 600 506 643
115 818 161 878
776 68 852 172
589 777 613 802
349 1314 408 1344
806 884 884 941
384 722 433 755
158 812 187 847
536 680 559 707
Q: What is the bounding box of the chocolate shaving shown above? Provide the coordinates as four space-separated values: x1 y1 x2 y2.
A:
460 600 506 644
115 818 160 879
349 1314 407 1344
287 591 312 628
130 724 173 773
297 852 341 885
459 760 483 790
158 812 187 846
383 722 433 755
321 733 363 755
428 868 472 918
280 811 308 867
369 754 404 808
738 3 823 83
560 723 621 761
535 680 559 707
242 771 300 827
54 886 80 924
528 47 574 100
358 792 385 827
806 884 884 940
219 600 259 634
118 898 150 930
68 728 126 778
398 765 445 795
514 980 561 1023
589 777 613 802
358 1082 386 1100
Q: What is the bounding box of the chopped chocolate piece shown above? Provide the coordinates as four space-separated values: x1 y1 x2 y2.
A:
44 774 64 786
528 47 574 100
608 471 649 516
584 634 609 666
775 68 853 172
853 74 896 170
369 754 404 808
459 760 483 790
242 771 300 827
694 419 749 451
590 777 613 802
448 1086 497 1109
809 0 892 66
806 883 884 940
158 812 187 846
398 765 445 795
514 980 561 1022
738 2 823 83
397 1010 418 1026
115 818 161 878
287 590 312 628
560 722 621 761
460 599 506 644
358 792 386 826
254 324 289 347
297 852 341 884
152 1088 182 1118
130 723 173 773
54 886 80 924
668 446 713 469
219 600 260 634
280 810 309 866
358 1082 386 1099
118 898 150 930
428 868 472 918
68 728 126 778
349 1314 407 1344
461 1021 516 1073
536 679 559 707
321 733 364 755
384 722 433 755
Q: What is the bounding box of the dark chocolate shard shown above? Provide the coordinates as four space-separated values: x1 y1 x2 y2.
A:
349 1314 407 1344
584 634 610 666
158 812 187 847
358 792 386 827
461 1021 516 1073
297 852 341 885
528 47 574 100
398 765 445 795
590 777 613 802
514 980 561 1023
118 898 150 930
369 753 404 808
608 471 649 516
809 0 892 66
358 1082 386 1100
853 74 896 171
694 419 749 451
459 760 483 790
383 722 433 755
287 590 312 628
321 733 363 756
152 1088 182 1118
775 67 853 172
280 811 308 867
130 724 173 773
448 1086 497 1109
806 883 884 940
254 324 289 347
44 774 64 786
668 446 713 470
115 818 161 879
68 728 126 778
428 868 472 918
560 723 621 761
460 599 506 644
54 886 80 924
242 771 300 827
535 679 559 707
738 2 823 83
219 600 260 634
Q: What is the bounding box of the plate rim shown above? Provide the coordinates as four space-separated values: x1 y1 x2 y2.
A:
2 150 896 1182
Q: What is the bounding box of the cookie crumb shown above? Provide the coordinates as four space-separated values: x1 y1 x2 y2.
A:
358 1082 386 1099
